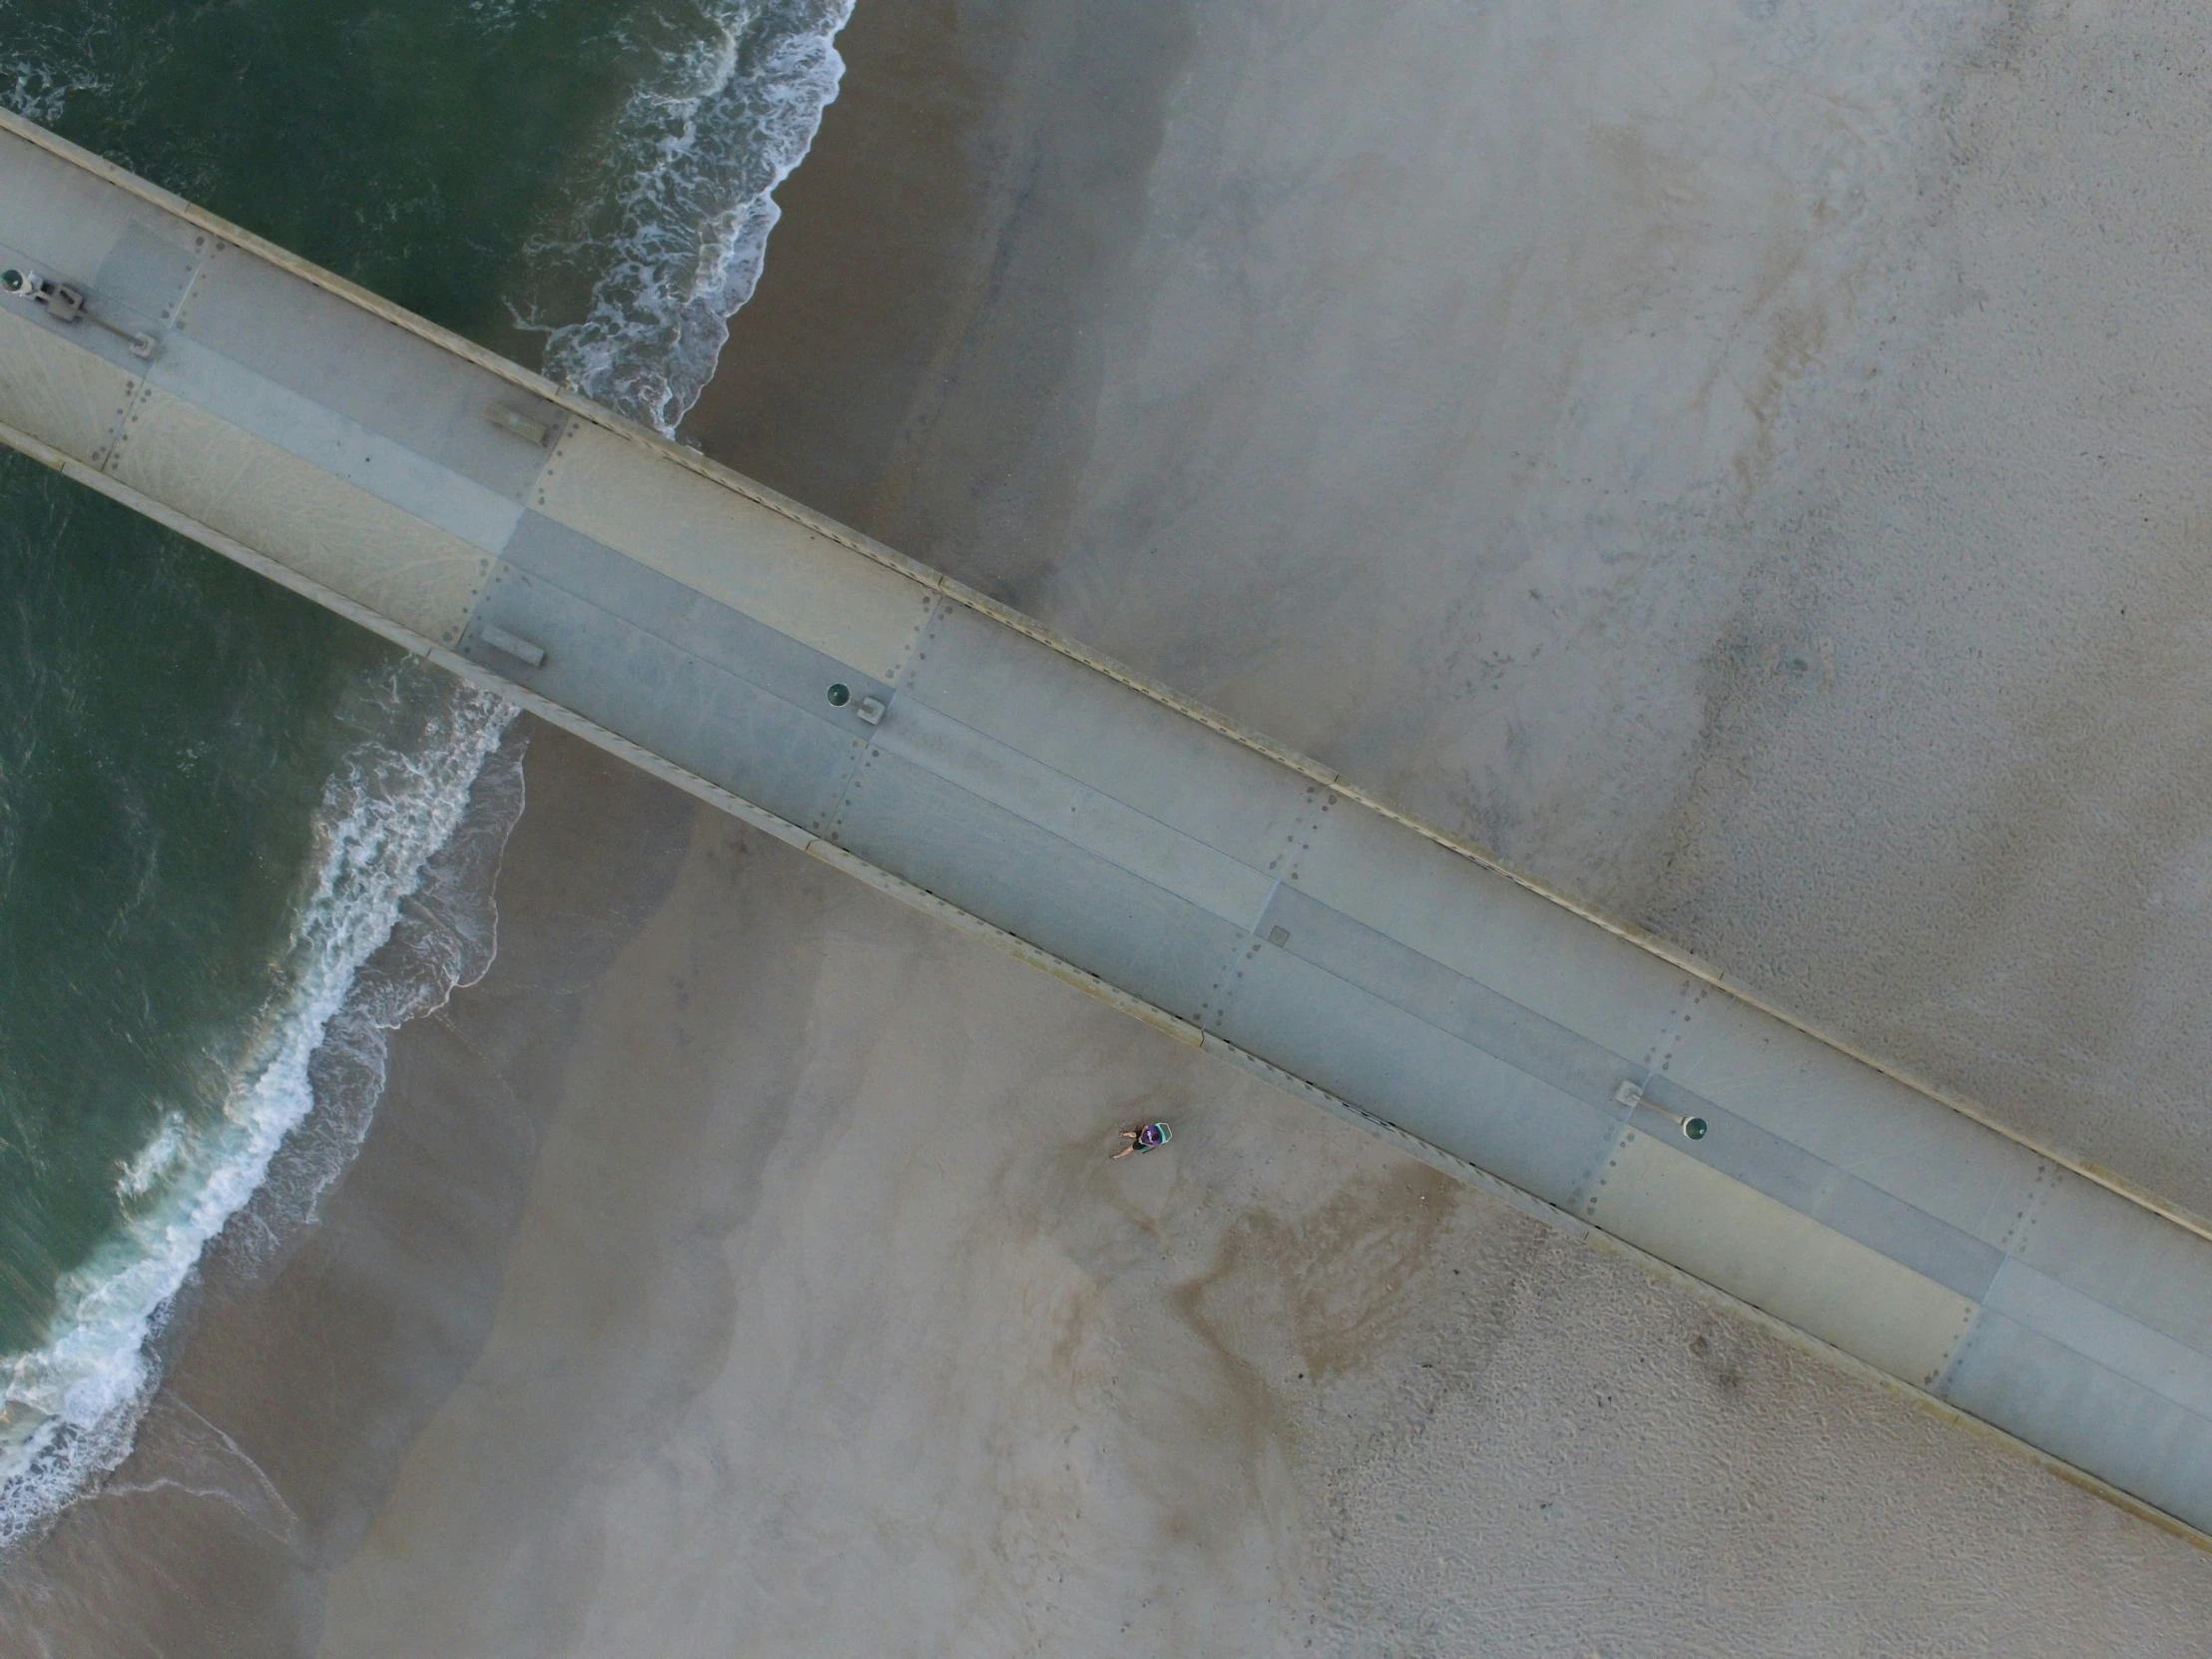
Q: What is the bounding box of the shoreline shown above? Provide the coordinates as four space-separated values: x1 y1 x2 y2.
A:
0 724 696 1658
13 0 2212 1650
684 0 1194 591
325 2 2212 1653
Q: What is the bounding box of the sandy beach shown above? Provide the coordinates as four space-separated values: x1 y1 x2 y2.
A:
0 729 696 1656
326 0 2212 1647
700 0 2212 1220
312 734 2212 1656
16 0 2212 1650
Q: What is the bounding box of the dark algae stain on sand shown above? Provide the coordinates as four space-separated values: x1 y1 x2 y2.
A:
0 0 853 1542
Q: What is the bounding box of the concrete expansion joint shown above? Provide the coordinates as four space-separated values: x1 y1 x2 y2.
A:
898 601 951 697
1195 938 1266 1031
1998 1162 2054 1256
164 235 218 335
1641 978 1709 1072
883 594 941 688
1928 1305 1988 1393
100 377 158 478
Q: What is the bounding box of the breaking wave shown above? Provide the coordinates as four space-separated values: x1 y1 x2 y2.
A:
530 0 856 433
0 0 848 1549
0 672 517 1548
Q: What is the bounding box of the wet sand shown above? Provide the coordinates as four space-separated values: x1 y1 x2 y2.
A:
20 0 2212 1650
304 0 2212 1651
0 728 696 1657
697 0 2212 1222
301 739 2212 1655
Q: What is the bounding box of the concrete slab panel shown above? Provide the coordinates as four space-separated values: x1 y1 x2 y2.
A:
1259 881 2001 1300
0 131 167 291
1260 881 1630 1106
499 511 895 718
0 302 138 466
463 565 866 833
1633 1089 2004 1305
148 331 524 552
1942 1312 2212 1535
1654 991 2046 1252
106 385 488 643
175 243 566 504
827 748 1251 1021
2004 1174 2212 1364
1288 799 1690 1065
93 219 204 328
902 601 1318 859
1786 1158 2004 1305
1206 938 1620 1208
1983 1260 2212 1421
532 419 932 683
869 699 1277 930
1586 1131 1980 1387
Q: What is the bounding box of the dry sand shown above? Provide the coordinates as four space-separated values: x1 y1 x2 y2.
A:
21 0 2212 1650
315 739 2212 1656
300 1 2212 1646
701 0 2212 1218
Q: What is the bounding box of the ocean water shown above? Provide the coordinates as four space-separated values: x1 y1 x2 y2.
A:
0 0 849 1544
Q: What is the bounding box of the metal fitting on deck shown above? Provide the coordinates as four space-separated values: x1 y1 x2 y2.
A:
1615 1078 1708 1140
3 267 156 356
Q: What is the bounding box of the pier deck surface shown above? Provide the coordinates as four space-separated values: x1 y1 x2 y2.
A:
5 110 2210 1542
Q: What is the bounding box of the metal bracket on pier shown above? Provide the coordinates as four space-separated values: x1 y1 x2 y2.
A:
1615 1078 1708 1141
477 624 547 669
2 267 159 358
485 402 550 446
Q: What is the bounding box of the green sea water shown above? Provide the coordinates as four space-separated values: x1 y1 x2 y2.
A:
0 0 852 1540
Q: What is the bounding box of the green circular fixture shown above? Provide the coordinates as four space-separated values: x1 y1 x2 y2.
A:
1682 1116 1709 1141
827 683 850 707
1 271 20 292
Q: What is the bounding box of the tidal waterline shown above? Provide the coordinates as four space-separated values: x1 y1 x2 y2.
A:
0 466 380 1359
0 0 851 1539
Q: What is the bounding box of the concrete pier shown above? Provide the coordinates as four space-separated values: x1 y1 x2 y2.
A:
5 106 2212 1543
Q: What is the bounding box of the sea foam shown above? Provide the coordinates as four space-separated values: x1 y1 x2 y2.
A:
532 0 856 433
0 672 516 1548
0 0 849 1550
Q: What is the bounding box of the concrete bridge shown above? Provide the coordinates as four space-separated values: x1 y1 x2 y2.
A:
5 107 2211 1545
